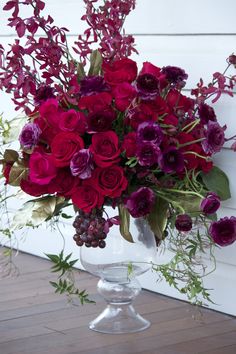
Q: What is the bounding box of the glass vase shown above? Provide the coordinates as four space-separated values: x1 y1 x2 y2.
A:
80 216 157 334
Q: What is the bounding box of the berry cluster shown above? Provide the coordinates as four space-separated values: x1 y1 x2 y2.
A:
73 210 108 248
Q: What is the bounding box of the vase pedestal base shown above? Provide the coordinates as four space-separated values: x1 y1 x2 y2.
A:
89 303 150 334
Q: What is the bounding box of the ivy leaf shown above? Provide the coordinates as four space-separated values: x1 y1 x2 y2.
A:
88 49 102 76
200 166 231 201
147 197 168 243
118 204 134 243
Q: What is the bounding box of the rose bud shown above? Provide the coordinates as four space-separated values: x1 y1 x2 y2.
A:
200 193 220 214
175 214 193 232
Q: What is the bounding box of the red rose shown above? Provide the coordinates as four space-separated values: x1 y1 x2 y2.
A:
20 178 49 197
163 114 178 126
34 116 59 144
126 103 157 130
113 82 136 111
140 62 161 78
167 89 194 112
72 182 104 213
78 92 112 112
103 58 138 85
94 166 128 198
3 162 13 184
122 132 137 158
48 168 79 198
90 131 121 167
29 150 57 185
51 132 84 167
59 109 86 134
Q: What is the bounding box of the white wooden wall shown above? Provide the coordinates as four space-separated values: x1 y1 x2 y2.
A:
1 0 236 315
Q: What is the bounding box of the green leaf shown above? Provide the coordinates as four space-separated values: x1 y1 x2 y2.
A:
77 62 85 80
118 205 134 243
147 197 168 243
88 49 102 76
200 166 231 201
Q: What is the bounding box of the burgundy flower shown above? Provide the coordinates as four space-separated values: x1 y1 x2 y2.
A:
162 66 188 87
137 142 160 167
175 214 193 232
202 122 225 154
136 73 159 100
200 193 221 214
19 122 41 150
198 103 216 125
79 75 110 96
34 85 55 105
70 149 94 179
125 187 155 218
137 121 163 145
87 109 116 133
158 147 184 173
209 217 236 246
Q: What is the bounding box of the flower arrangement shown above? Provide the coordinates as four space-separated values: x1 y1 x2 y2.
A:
0 0 236 304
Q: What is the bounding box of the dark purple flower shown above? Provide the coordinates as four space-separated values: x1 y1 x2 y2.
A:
202 122 226 154
175 214 193 232
34 85 55 105
137 142 160 167
200 193 221 214
87 109 116 133
158 147 184 173
125 187 155 218
198 103 216 125
137 121 163 145
209 217 236 246
19 122 41 150
70 149 94 179
162 66 188 87
136 73 159 100
79 75 110 96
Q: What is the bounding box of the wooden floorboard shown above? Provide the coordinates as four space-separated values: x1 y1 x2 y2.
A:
0 251 235 354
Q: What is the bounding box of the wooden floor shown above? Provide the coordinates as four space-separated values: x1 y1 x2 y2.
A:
0 252 235 354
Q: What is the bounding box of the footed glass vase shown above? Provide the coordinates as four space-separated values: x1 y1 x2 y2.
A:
80 216 156 334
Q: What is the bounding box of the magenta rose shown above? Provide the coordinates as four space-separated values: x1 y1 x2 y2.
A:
20 178 49 197
29 150 57 185
51 131 84 167
90 131 121 167
122 132 137 158
72 182 104 213
47 168 79 198
94 166 128 198
113 82 136 111
78 92 112 112
59 109 86 134
103 58 138 85
209 217 236 246
39 98 60 127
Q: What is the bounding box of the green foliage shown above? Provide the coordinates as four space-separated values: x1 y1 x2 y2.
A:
47 250 95 305
88 49 102 76
147 197 168 242
200 166 231 200
118 204 134 243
